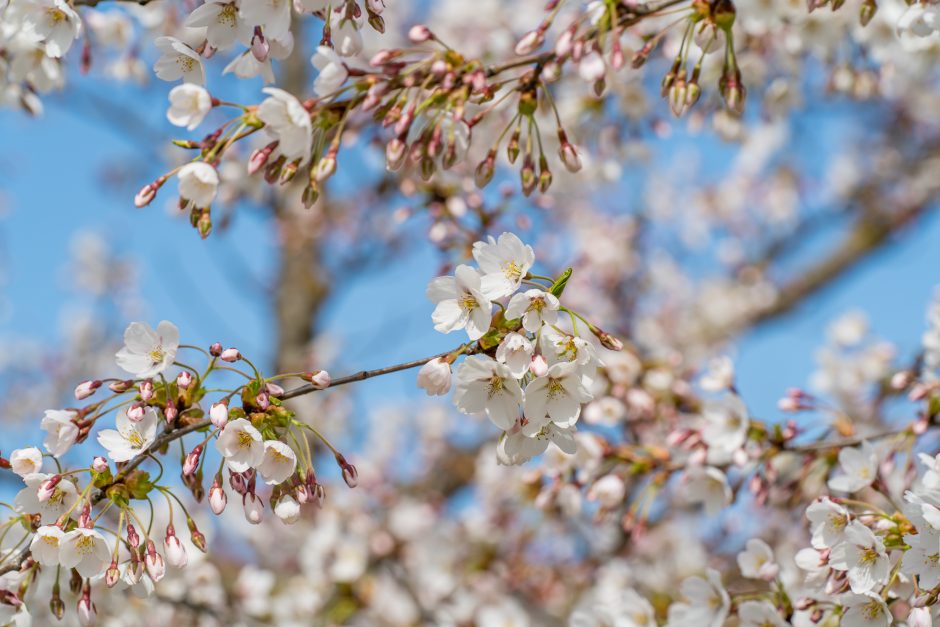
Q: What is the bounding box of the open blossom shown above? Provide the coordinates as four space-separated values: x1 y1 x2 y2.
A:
699 394 749 464
539 326 599 381
495 332 534 379
60 528 110 577
167 84 212 131
258 440 297 485
472 232 534 298
178 162 220 208
216 418 264 472
20 0 82 58
828 520 890 594
329 10 363 57
153 37 205 84
840 592 891 627
828 441 879 493
184 0 249 50
311 45 349 96
29 525 64 566
454 355 523 430
902 526 940 589
505 289 559 333
97 406 158 462
665 568 729 627
41 409 78 457
737 601 787 627
736 538 779 580
14 473 79 524
700 355 735 391
9 447 42 477
115 320 180 379
417 357 452 396
257 87 314 164
498 423 577 465
683 466 732 515
523 361 593 430
806 497 850 548
427 265 496 341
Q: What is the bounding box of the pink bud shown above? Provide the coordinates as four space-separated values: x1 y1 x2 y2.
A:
176 372 193 389
139 379 154 402
514 29 543 56
38 475 61 502
108 379 133 393
127 404 145 422
134 183 157 208
209 481 227 514
105 560 120 588
336 454 358 488
530 354 549 378
777 397 801 412
312 369 331 389
369 49 396 66
265 382 285 397
163 526 188 568
220 348 241 362
77 589 96 627
255 391 270 410
209 342 223 357
164 404 178 423
250 27 268 62
183 446 202 477
228 470 248 496
408 24 432 43
144 543 166 582
74 380 101 400
92 457 108 474
243 493 264 524
209 402 229 429
126 523 140 548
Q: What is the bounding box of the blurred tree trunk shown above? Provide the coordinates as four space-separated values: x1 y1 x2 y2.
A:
273 25 330 373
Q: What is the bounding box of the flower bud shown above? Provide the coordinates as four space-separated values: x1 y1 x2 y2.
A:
229 470 248 495
408 24 432 43
108 379 133 393
210 402 229 429
134 183 157 208
209 481 227 514
315 156 337 182
183 445 203 477
304 369 331 389
417 358 451 396
474 151 496 188
386 138 407 170
176 371 193 390
209 342 223 357
38 475 62 502
127 403 146 423
163 526 188 568
74 380 101 400
92 457 108 474
250 27 268 62
164 404 178 423
515 29 544 55
274 495 301 524
144 542 166 582
105 560 120 588
336 454 358 488
243 493 264 524
530 354 549 377
220 348 241 362
126 523 140 548
255 391 270 410
557 133 582 173
139 379 154 402
77 589 96 627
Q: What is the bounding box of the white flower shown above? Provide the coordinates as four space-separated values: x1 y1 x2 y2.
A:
41 409 78 457
737 601 786 627
840 593 891 627
29 525 64 566
257 440 297 485
683 466 732 515
523 361 593 431
472 232 534 298
311 45 349 96
919 452 940 490
215 418 264 472
497 423 576 465
417 357 452 396
495 332 533 379
153 36 205 84
184 0 249 50
505 289 559 333
14 473 79 524
329 11 363 57
115 320 180 379
806 497 850 549
239 0 291 41
20 0 82 58
587 474 626 508
427 265 496 341
59 528 110 577
454 356 523 430
224 51 275 83
828 441 878 493
578 51 606 82
699 356 734 391
97 406 158 462
901 527 940 589
700 394 748 464
274 495 301 524
257 87 313 164
10 447 43 477
909 607 933 627
583 396 627 426
736 538 779 580
828 520 890 594
167 84 212 131
665 568 729 627
539 326 599 381
178 162 220 208
898 3 940 37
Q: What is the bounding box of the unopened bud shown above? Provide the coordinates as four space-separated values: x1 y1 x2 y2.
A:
514 29 544 56
251 27 268 62
408 24 432 43
210 401 229 429
139 379 154 402
209 481 227 514
108 379 133 393
220 348 241 362
209 342 223 357
183 446 203 477
74 380 101 400
92 457 108 474
475 151 496 188
176 371 193 389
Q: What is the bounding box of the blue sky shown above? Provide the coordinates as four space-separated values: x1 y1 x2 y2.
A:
1 71 938 448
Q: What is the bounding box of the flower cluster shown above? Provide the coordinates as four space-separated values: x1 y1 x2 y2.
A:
420 232 621 465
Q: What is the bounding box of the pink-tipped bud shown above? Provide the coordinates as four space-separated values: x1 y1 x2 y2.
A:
164 404 178 423
38 475 62 502
891 370 913 390
336 454 358 488
74 380 101 400
139 379 154 402
209 401 229 429
176 372 193 390
243 493 264 524
77 588 96 627
408 24 432 43
255 391 270 410
265 382 284 397
163 526 188 568
530 354 549 378
369 49 396 66
134 183 158 208
209 342 223 357
514 29 543 56
183 446 203 477
315 156 337 182
304 369 331 389
105 560 120 588
126 523 140 548
220 348 241 362
229 470 248 495
209 481 227 514
127 403 146 423
251 27 268 62
108 379 133 393
92 457 108 474
144 542 166 582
